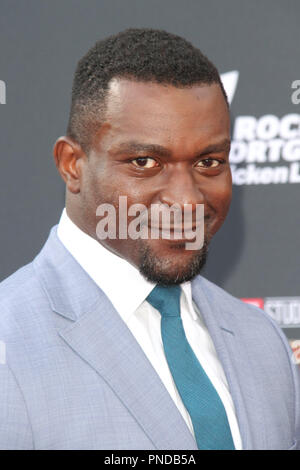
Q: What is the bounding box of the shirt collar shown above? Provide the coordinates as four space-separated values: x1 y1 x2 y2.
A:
57 209 197 322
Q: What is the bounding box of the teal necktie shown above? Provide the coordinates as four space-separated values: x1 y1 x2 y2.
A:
146 285 235 450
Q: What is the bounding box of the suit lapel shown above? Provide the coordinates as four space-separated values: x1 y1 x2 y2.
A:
191 276 262 450
34 227 197 450
58 297 197 450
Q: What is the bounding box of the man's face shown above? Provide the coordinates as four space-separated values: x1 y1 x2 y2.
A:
75 78 232 284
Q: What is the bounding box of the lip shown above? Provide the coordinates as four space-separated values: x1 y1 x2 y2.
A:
146 225 200 241
147 225 201 234
147 224 202 230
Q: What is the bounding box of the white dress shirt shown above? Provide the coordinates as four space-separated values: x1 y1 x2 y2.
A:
57 208 242 449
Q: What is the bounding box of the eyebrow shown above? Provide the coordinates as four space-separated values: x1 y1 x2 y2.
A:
199 139 231 156
111 142 172 158
111 138 231 158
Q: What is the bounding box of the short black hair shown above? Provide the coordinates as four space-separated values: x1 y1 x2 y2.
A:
67 28 227 152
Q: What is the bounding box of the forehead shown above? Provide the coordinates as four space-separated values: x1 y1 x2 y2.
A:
98 78 230 149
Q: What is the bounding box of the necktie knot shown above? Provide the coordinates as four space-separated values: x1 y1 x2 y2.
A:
146 285 181 317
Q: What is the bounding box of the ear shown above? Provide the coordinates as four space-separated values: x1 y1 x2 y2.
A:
53 136 86 194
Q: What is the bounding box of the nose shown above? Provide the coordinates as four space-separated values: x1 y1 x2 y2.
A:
159 167 204 211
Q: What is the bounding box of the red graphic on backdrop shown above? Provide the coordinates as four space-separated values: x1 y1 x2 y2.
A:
241 298 264 310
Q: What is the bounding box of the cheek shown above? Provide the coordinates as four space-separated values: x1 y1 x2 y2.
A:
82 174 150 222
206 181 232 210
217 186 232 214
205 178 232 233
81 163 113 207
105 176 154 208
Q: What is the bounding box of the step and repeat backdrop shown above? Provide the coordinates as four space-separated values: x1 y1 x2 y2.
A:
0 0 299 363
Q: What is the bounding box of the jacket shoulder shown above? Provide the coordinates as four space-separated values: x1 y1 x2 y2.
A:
193 275 296 361
0 261 48 338
195 275 300 447
196 275 275 323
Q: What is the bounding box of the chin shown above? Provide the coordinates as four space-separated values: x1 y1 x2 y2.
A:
137 239 209 286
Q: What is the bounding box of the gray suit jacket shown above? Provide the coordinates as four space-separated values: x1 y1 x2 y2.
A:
0 227 299 450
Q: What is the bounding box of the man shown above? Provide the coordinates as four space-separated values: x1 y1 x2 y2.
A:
0 28 299 450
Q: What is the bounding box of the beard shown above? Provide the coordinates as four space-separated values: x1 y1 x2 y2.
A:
138 239 209 286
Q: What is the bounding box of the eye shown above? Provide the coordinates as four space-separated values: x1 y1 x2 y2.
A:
196 158 224 169
132 157 159 168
